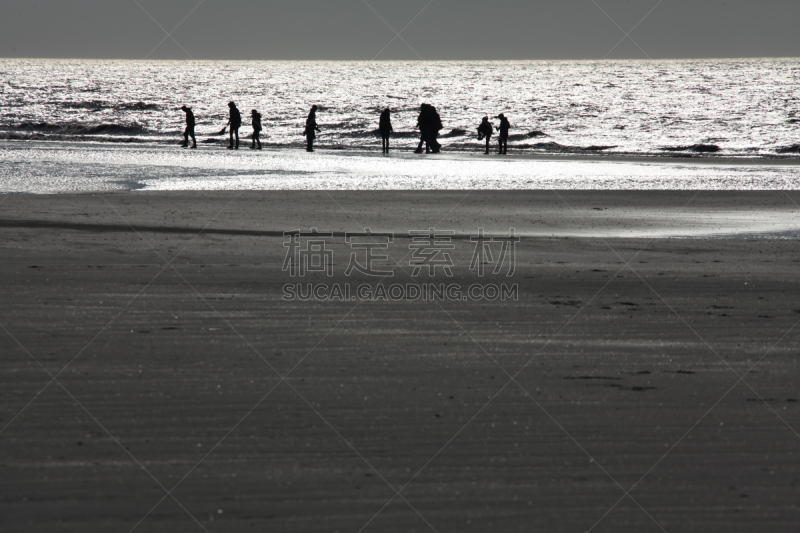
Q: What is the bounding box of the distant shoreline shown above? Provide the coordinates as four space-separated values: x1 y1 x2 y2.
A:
3 138 800 166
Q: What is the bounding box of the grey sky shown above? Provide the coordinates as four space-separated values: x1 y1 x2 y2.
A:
1 0 798 61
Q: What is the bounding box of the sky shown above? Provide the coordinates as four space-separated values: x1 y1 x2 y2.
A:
0 0 798 61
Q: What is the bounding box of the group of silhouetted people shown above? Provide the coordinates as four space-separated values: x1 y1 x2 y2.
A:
180 102 513 155
477 113 511 154
414 104 443 154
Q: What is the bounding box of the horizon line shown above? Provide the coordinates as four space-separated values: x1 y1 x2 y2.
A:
2 56 799 63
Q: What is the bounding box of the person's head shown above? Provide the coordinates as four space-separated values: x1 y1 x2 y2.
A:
482 116 488 121
252 109 258 115
228 101 236 108
497 113 505 119
384 108 391 114
311 105 318 111
181 105 189 112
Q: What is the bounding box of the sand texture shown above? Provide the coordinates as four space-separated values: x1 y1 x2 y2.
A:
0 191 798 532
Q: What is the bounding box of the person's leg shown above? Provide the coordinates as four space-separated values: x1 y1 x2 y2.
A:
234 128 239 149
182 127 188 147
228 128 234 149
485 136 490 154
386 136 390 153
256 132 261 149
190 128 196 148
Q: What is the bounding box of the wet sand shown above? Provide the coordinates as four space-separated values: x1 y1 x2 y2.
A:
5 141 800 193
1 191 799 532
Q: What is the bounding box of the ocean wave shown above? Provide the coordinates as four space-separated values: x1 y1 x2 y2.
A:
440 128 467 138
661 144 721 153
59 100 108 110
119 101 160 111
508 130 548 142
14 122 151 135
776 144 800 154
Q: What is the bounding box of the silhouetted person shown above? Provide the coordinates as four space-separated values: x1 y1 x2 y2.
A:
180 105 196 149
379 108 393 153
415 104 442 154
304 105 320 152
496 113 510 154
415 104 430 153
227 101 241 150
429 105 443 153
251 110 262 150
477 116 493 154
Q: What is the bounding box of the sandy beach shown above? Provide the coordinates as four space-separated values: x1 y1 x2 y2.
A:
1 191 798 532
4 141 800 193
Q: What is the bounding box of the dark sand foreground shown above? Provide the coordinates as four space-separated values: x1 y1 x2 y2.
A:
1 191 798 533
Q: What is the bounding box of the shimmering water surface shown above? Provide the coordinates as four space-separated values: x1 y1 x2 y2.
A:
3 58 800 155
3 59 800 193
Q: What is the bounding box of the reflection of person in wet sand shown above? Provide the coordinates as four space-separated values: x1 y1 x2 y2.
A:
496 113 510 155
304 105 321 152
227 101 241 150
379 108 393 154
477 116 493 154
251 109 262 150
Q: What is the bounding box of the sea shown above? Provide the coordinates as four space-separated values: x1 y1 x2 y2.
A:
2 58 800 192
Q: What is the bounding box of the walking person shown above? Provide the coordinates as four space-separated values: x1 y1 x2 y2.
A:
227 101 241 150
429 105 443 153
496 113 510 154
477 116 493 154
250 109 262 150
415 104 430 153
180 105 196 149
304 105 320 152
379 108 393 153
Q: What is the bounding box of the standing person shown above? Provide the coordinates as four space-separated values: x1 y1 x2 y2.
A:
304 105 320 152
379 108 393 154
250 109 262 150
415 104 430 154
429 105 443 153
496 113 510 155
227 102 241 150
180 105 196 149
477 116 493 154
